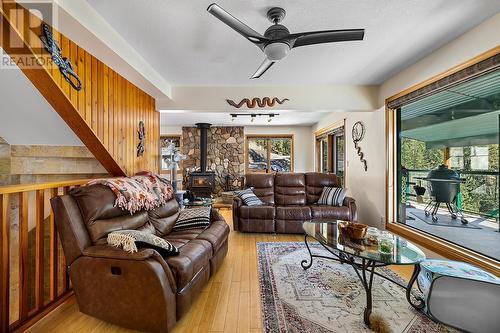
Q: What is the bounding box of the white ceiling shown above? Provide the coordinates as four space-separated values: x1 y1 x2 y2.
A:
87 0 500 86
160 110 329 126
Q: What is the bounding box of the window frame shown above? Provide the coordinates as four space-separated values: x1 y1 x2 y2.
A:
160 135 182 176
314 120 346 185
245 134 294 173
385 47 500 275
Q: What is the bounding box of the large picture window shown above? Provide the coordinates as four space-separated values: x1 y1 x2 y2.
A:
246 135 293 173
395 69 499 261
315 125 345 184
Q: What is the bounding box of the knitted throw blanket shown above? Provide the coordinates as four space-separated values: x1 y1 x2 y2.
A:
87 173 174 214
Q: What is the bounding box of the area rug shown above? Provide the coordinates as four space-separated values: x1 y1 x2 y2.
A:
257 242 455 333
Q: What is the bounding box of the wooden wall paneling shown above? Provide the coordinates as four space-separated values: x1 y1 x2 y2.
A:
91 57 98 131
103 65 109 148
97 61 104 141
77 46 85 119
109 70 115 158
60 35 70 101
69 41 78 108
84 51 92 123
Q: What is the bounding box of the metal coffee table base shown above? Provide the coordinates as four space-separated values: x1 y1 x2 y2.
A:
301 234 425 327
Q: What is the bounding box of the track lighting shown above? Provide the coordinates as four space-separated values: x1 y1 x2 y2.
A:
229 113 279 122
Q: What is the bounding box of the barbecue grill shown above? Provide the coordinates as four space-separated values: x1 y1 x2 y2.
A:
423 164 468 224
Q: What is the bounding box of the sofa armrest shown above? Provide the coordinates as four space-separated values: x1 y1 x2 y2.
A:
343 196 358 222
232 197 243 231
211 208 225 222
82 245 156 261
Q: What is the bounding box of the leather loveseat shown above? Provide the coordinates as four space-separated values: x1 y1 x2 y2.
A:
233 172 357 233
50 184 229 333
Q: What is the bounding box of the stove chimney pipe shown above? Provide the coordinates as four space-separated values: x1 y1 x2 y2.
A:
195 123 211 172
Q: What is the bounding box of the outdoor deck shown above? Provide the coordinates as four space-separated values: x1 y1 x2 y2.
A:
403 203 499 261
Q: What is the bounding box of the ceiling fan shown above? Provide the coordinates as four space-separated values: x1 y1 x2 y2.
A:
207 3 365 79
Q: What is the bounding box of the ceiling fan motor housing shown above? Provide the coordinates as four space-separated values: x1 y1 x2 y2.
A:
264 24 290 42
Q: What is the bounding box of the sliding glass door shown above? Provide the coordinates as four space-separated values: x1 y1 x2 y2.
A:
396 70 499 261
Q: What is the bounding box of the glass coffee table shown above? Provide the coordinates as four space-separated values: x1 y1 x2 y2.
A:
302 221 426 326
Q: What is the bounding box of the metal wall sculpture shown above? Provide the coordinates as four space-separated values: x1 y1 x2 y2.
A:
137 121 145 157
226 97 289 108
39 24 82 91
352 121 367 171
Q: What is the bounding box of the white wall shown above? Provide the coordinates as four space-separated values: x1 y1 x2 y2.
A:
0 60 82 146
245 126 313 173
313 109 386 228
160 125 182 135
379 13 500 105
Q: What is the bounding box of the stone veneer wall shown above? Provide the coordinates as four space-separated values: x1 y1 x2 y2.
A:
0 137 108 186
182 126 244 195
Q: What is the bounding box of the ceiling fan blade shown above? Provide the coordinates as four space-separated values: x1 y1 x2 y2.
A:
288 29 364 48
207 3 268 45
251 58 275 79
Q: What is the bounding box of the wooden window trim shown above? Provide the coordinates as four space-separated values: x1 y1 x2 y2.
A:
245 134 294 174
314 120 347 185
385 46 500 276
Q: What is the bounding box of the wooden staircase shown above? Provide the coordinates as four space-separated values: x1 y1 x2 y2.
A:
0 0 160 177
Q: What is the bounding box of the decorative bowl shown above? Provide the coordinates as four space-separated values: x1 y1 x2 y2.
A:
339 222 368 240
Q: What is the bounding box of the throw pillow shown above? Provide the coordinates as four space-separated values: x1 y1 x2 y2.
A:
236 187 264 206
317 187 347 206
173 207 211 231
107 230 179 256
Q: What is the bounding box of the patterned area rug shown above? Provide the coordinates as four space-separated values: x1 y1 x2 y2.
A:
257 242 455 333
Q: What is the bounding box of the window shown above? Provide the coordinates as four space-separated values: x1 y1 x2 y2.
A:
315 125 345 184
246 135 293 173
395 69 499 261
160 135 181 174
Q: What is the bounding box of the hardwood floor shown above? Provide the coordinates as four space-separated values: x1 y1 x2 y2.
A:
26 210 414 333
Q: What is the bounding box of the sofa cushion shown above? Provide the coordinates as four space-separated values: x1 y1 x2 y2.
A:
148 199 180 235
274 173 306 206
310 205 351 220
196 220 230 254
239 205 275 220
305 172 342 204
173 207 211 231
276 206 311 220
318 187 347 206
71 184 152 243
244 173 275 205
165 239 212 290
235 187 264 206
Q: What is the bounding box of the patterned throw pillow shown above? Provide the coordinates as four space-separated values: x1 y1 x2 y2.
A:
317 187 347 206
236 187 264 206
173 207 211 231
107 230 179 256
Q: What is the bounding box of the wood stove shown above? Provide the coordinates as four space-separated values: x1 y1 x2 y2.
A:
187 123 216 198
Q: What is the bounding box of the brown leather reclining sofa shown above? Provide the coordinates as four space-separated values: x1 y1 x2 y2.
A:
50 184 229 333
233 172 357 233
